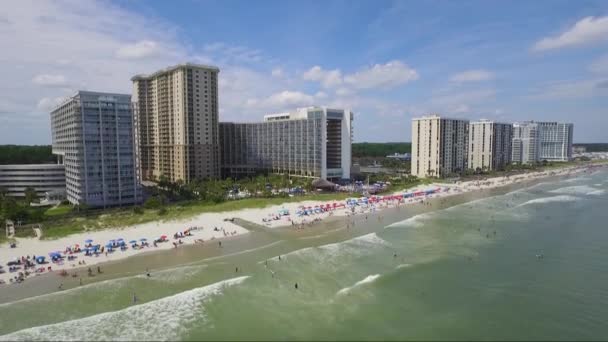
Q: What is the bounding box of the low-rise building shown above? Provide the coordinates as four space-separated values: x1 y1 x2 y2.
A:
0 164 66 198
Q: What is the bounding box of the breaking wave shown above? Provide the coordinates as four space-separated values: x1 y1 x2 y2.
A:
517 195 580 207
0 276 249 341
549 185 601 196
337 274 381 295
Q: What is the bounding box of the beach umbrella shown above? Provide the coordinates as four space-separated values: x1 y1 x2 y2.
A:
129 240 137 244
117 238 124 242
140 238 147 242
85 239 93 244
105 243 113 248
36 256 45 264
160 235 167 240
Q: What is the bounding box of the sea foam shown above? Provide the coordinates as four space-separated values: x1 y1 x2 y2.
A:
337 274 381 295
549 185 601 196
0 276 249 341
517 195 580 207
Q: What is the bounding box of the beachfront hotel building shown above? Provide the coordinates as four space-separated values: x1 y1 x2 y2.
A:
411 115 469 178
511 121 540 164
219 107 353 180
512 122 541 164
537 122 574 162
50 91 141 207
0 164 66 198
468 120 513 171
131 63 220 183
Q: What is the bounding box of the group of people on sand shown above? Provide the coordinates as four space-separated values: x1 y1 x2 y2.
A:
1 223 241 286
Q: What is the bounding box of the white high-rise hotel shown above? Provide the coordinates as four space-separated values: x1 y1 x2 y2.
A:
50 91 141 207
512 121 573 163
411 115 469 178
220 107 353 180
512 122 541 164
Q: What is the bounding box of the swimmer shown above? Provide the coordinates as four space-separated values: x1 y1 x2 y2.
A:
295 282 298 290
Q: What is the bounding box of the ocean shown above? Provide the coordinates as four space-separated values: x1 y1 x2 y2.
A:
1 169 607 340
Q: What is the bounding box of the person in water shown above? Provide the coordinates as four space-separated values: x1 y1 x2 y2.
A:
295 282 298 289
133 293 138 304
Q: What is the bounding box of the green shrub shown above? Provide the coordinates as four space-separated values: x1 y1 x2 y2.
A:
144 197 161 209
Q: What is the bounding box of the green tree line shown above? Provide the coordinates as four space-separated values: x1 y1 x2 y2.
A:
352 142 411 157
0 145 55 164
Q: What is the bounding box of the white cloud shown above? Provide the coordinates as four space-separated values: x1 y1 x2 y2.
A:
343 60 418 89
271 67 284 77
37 96 66 111
589 54 608 74
314 91 327 99
302 66 343 88
449 69 494 82
303 61 418 91
450 104 470 114
245 90 329 111
115 40 163 59
32 74 67 87
336 87 354 96
533 16 608 51
528 79 607 99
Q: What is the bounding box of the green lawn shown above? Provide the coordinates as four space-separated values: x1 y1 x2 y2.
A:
44 204 73 217
39 192 355 240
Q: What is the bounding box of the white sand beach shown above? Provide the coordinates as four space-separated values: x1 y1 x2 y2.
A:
0 165 594 284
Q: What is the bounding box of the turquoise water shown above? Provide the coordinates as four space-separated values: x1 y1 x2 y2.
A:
1 170 607 340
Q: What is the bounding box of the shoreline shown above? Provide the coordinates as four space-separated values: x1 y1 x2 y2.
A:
0 164 602 285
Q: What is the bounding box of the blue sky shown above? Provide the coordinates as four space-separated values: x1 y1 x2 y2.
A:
1 0 607 144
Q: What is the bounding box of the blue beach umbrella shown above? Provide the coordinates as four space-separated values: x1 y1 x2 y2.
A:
140 238 147 242
129 240 137 244
105 243 113 248
85 239 93 244
117 238 124 241
36 256 45 264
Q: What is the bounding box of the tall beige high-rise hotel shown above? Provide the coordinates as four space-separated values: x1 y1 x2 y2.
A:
131 63 220 183
411 115 469 178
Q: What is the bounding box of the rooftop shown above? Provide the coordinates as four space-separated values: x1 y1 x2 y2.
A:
131 63 220 81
